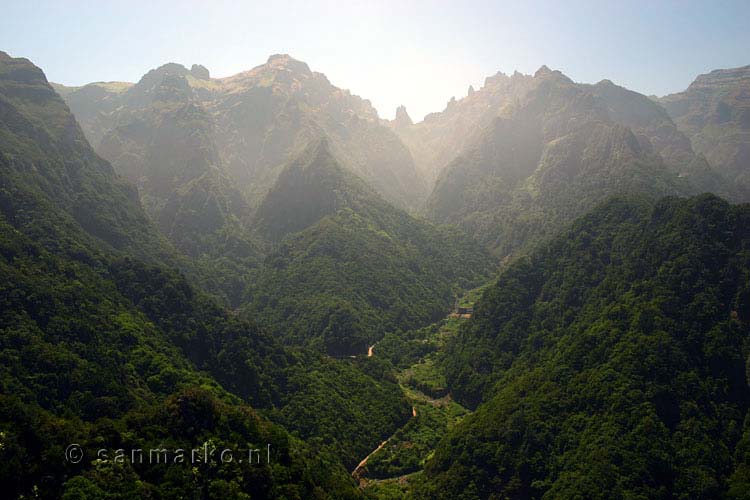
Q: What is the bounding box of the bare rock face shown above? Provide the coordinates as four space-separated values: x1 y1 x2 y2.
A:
190 64 210 80
660 65 750 201
392 105 413 128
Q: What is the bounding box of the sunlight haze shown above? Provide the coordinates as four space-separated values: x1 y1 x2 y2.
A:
2 0 749 120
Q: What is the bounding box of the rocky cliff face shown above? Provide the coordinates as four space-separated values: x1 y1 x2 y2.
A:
56 55 426 210
424 66 699 256
389 69 535 184
660 65 750 200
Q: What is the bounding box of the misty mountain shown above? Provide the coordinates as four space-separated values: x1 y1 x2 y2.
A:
4 42 750 500
389 70 535 184
0 50 175 265
660 65 750 200
56 55 426 210
423 66 712 256
244 139 494 355
0 51 419 498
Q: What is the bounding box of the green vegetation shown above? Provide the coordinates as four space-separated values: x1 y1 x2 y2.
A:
270 355 412 470
243 142 493 356
401 358 447 399
0 218 361 498
7 48 750 500
344 308 473 497
363 474 421 499
363 394 468 483
0 51 176 267
425 67 708 259
0 52 415 498
418 195 750 499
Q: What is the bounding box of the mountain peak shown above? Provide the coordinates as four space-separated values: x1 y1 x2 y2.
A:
136 63 189 89
484 71 509 88
152 62 189 75
310 135 333 160
393 105 413 127
0 51 48 86
266 53 311 74
534 65 553 77
255 134 380 241
190 64 210 80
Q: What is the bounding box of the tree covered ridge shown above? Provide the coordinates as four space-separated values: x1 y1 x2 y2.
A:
243 138 495 356
0 217 348 498
419 194 750 499
0 51 414 498
0 51 177 266
0 195 419 498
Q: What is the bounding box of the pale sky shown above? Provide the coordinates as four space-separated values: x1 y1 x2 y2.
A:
1 0 749 121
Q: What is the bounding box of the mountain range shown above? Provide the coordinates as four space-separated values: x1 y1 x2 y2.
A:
2 47 750 499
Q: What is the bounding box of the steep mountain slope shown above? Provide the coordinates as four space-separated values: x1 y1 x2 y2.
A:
254 138 378 242
89 64 260 304
243 140 494 355
425 66 697 256
215 54 425 208
57 55 425 209
95 69 224 214
660 65 750 200
586 78 726 194
0 50 174 264
0 52 413 497
418 194 750 499
389 70 535 184
0 220 362 499
55 57 430 304
390 67 720 195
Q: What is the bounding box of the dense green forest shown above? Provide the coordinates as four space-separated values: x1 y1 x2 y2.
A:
0 51 415 498
0 220 365 498
417 195 750 499
242 141 493 355
3 34 750 500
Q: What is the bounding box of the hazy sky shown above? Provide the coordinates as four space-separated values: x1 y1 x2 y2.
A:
2 0 748 121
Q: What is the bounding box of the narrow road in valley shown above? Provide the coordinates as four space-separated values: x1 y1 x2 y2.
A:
352 405 417 481
353 290 481 492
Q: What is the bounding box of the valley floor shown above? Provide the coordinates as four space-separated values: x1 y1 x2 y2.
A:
350 290 484 498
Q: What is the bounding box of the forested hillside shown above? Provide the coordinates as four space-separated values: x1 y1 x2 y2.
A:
418 195 750 499
3 32 750 500
0 50 414 499
244 140 494 355
424 67 708 257
0 220 365 499
0 51 175 265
